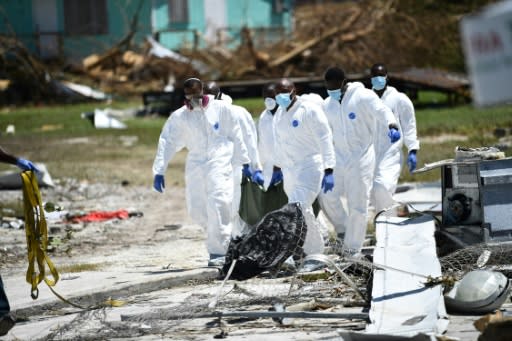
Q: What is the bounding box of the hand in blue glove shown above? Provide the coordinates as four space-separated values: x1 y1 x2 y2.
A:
153 174 165 193
407 150 417 173
321 171 334 193
269 168 283 187
16 158 39 172
242 164 252 178
388 127 401 143
251 170 264 186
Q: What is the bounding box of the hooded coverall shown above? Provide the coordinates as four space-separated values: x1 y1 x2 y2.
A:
258 108 275 190
372 86 420 212
230 104 261 236
272 98 336 255
152 95 249 256
259 94 326 190
259 97 331 241
299 93 325 107
319 82 398 252
219 92 233 104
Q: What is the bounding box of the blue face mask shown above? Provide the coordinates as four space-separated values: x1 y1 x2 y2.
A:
327 89 342 101
276 92 292 108
371 76 387 91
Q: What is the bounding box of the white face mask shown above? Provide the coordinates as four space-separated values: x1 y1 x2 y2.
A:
190 97 203 108
264 97 276 111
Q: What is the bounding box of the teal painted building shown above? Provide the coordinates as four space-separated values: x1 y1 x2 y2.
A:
154 0 293 50
0 0 293 61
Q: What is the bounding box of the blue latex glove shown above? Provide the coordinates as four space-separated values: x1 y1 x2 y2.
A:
321 172 334 193
407 150 417 173
16 158 39 172
269 169 283 187
388 127 401 143
153 174 165 193
242 164 252 178
251 170 264 186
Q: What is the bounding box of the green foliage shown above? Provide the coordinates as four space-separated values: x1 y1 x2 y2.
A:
400 98 512 183
233 98 264 118
416 104 512 136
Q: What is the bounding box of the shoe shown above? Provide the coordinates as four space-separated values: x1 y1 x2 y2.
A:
0 313 15 336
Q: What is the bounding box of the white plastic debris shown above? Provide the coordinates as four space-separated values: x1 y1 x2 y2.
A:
91 109 127 129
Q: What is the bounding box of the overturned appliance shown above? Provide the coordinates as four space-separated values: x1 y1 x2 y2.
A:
415 147 512 248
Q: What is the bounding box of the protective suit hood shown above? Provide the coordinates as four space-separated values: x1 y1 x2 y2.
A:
344 81 365 96
382 85 399 97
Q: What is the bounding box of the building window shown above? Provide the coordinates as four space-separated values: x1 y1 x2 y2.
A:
169 0 189 23
64 0 108 35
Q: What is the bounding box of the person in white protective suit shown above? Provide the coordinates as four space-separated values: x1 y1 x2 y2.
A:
230 104 264 236
369 63 420 213
299 93 325 107
204 81 264 236
258 83 283 190
259 85 333 245
204 81 233 104
272 78 336 257
318 66 401 255
152 78 250 266
259 86 328 190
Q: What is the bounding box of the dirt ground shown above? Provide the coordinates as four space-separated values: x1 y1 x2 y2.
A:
0 173 194 273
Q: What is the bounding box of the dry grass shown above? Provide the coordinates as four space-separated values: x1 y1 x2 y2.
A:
57 262 104 273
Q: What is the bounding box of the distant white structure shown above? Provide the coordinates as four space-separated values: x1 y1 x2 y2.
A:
460 1 512 106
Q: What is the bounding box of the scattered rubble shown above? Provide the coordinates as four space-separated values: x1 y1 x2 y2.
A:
0 0 494 104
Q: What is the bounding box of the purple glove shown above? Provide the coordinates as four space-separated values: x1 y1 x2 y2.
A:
269 169 283 186
16 158 39 172
407 150 417 173
242 164 252 178
251 170 264 186
321 172 334 193
388 127 401 143
153 174 165 193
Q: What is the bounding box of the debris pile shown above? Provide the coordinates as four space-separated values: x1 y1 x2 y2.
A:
0 0 495 103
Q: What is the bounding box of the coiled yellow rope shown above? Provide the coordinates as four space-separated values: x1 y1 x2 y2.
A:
21 170 125 309
21 170 59 299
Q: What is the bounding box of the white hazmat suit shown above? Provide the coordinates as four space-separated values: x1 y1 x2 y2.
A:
258 108 276 190
372 86 420 212
259 97 332 241
259 93 326 190
152 95 249 256
299 93 325 107
319 82 398 253
273 98 336 255
230 104 261 236
218 92 233 104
